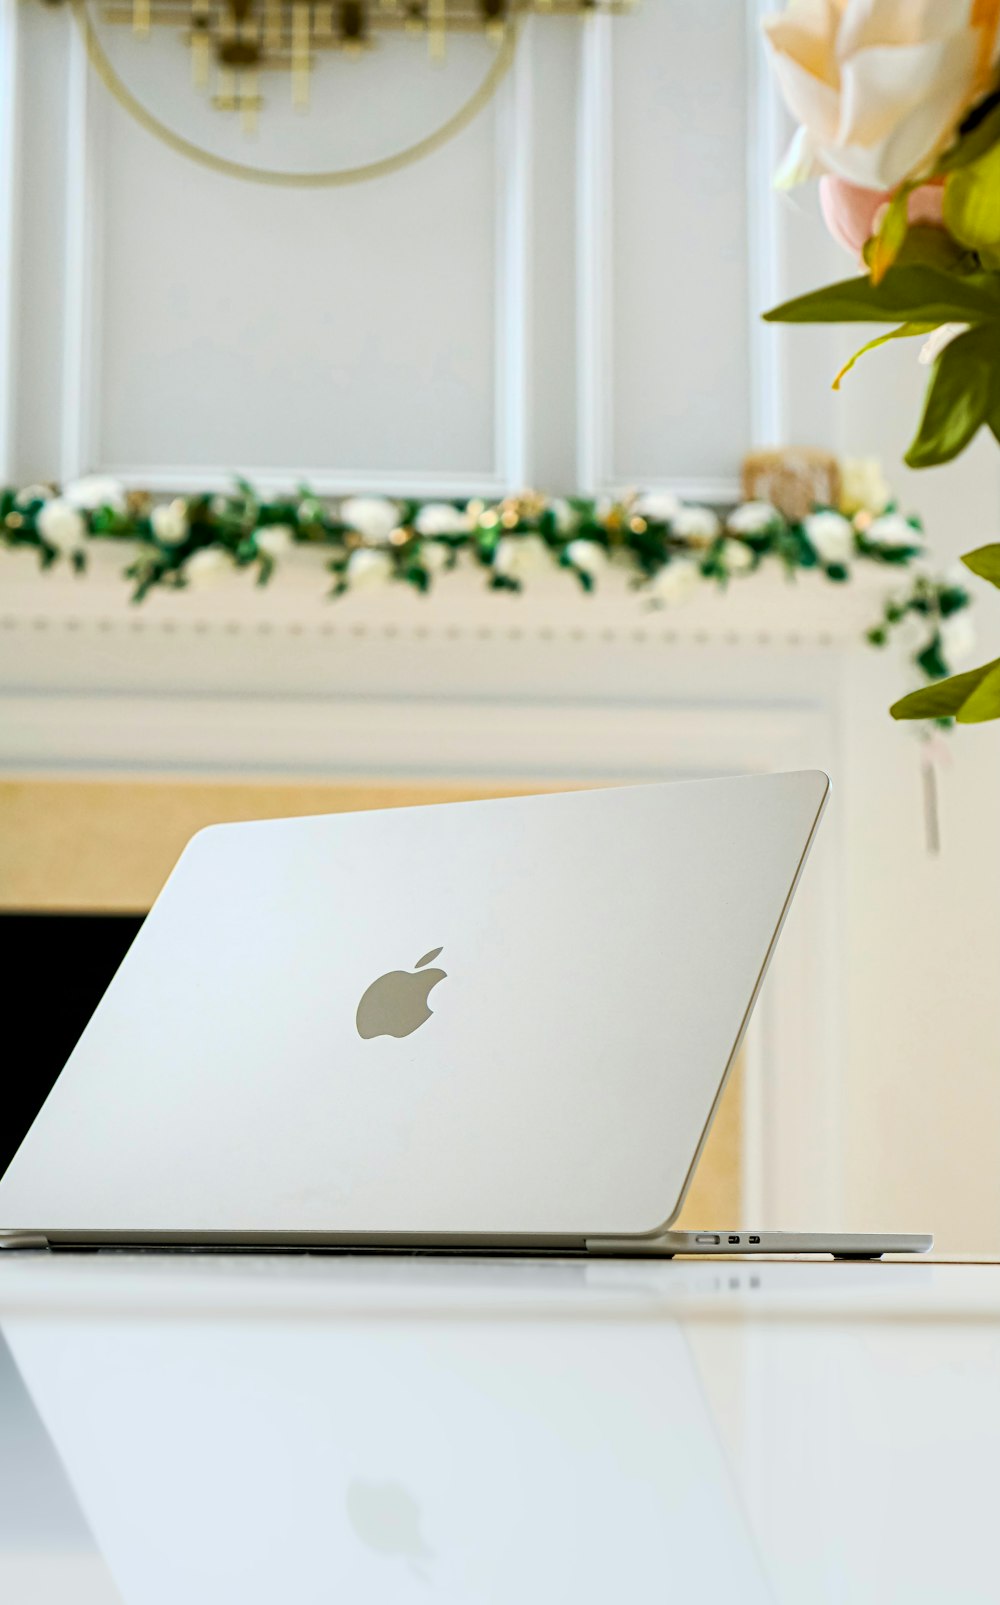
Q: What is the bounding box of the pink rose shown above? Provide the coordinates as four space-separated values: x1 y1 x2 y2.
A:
819 175 946 261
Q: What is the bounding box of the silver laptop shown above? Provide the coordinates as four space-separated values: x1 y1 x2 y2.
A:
0 771 930 1259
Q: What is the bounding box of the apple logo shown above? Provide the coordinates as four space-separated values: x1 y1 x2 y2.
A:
356 947 447 1040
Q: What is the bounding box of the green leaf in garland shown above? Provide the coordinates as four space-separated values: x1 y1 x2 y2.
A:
938 585 971 617
891 655 1000 720
905 324 1000 468
764 265 1000 327
404 563 430 593
916 634 949 679
961 542 1000 588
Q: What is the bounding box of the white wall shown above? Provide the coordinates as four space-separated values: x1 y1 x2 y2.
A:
2 0 1000 1252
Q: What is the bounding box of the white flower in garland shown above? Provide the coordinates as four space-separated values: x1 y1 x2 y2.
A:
255 524 294 559
648 557 701 605
346 547 394 589
804 509 853 565
341 496 399 545
551 498 577 535
36 499 87 555
63 475 126 513
867 511 923 549
565 538 607 578
839 458 890 518
726 500 779 535
183 546 234 589
419 539 453 574
493 534 552 581
414 503 471 537
940 611 977 665
15 483 52 508
671 505 721 543
151 499 189 547
633 491 681 523
720 538 754 574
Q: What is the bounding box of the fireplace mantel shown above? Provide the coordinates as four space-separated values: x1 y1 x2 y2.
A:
0 550 886 1240
0 551 895 779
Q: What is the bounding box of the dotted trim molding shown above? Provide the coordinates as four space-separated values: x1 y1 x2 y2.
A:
0 614 838 649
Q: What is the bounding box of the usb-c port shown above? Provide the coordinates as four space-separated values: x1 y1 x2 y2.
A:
749 1235 761 1245
728 1234 740 1244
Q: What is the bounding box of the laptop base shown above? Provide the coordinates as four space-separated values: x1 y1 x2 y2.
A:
0 1228 933 1259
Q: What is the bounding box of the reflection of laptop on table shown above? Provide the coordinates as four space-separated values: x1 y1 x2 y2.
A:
0 773 930 1259
0 1281 773 1603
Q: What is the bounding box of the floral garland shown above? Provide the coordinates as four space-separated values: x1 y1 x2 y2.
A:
0 470 975 699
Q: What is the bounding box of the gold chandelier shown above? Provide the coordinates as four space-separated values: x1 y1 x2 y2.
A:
60 1 634 128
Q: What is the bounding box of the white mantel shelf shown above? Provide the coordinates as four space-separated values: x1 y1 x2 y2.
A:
0 549 893 783
0 547 895 651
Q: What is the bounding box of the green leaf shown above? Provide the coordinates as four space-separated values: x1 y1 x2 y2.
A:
764 266 1000 327
944 142 1000 250
832 322 934 390
905 324 1000 468
916 635 949 679
869 185 912 284
961 542 1000 588
888 225 971 273
890 655 1000 720
957 661 1000 722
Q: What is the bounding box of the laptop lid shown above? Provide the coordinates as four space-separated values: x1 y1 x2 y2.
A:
0 771 828 1244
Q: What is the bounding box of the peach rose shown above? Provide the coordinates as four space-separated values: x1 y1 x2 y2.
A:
764 0 1000 192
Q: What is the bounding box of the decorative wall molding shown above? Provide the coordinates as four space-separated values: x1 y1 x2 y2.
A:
0 553 895 649
60 17 101 484
0 0 22 483
52 15 534 498
746 0 785 451
6 7 795 499
575 9 612 498
575 6 781 499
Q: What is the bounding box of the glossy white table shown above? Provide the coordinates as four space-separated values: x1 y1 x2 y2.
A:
1 1254 997 1603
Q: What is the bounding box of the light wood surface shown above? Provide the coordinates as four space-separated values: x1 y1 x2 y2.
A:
0 776 742 1224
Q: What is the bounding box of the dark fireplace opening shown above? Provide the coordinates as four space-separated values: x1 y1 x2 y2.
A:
1 913 144 1180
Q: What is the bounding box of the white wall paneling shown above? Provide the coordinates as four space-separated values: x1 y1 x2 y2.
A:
6 1 788 497
0 0 22 481
60 14 100 483
577 0 761 500
16 9 538 495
